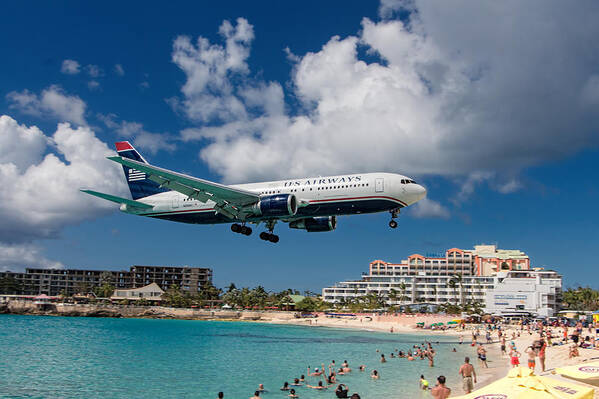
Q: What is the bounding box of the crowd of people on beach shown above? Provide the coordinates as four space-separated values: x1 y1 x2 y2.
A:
214 318 598 398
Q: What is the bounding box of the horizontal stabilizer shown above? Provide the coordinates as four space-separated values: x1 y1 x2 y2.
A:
80 189 153 209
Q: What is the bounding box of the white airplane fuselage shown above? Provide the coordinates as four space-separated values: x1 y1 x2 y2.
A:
123 172 426 225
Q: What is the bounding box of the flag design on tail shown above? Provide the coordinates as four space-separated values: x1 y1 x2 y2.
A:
115 141 168 199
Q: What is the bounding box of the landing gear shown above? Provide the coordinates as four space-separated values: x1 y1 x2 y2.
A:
259 220 279 243
259 231 279 243
231 223 252 236
389 208 400 229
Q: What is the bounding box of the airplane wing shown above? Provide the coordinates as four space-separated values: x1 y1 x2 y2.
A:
107 156 260 219
80 189 153 209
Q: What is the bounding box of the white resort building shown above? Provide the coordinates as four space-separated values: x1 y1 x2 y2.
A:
321 245 562 317
110 282 164 302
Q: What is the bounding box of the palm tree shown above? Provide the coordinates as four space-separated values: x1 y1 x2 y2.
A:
399 282 407 304
448 279 457 305
451 273 464 305
388 288 398 307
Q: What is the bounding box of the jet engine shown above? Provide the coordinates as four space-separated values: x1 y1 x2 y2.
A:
289 216 337 232
253 194 298 217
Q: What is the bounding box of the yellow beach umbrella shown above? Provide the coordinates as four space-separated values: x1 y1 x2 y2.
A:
556 361 599 387
453 367 594 399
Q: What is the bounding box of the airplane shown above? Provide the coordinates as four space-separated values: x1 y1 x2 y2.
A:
81 141 427 243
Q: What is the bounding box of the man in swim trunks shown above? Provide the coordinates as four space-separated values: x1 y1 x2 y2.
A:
458 357 477 394
431 376 451 399
525 345 537 371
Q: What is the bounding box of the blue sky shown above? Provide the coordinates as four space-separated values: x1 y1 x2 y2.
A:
0 1 598 292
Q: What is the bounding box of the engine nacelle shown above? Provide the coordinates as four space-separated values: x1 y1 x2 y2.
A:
253 194 298 217
289 216 337 232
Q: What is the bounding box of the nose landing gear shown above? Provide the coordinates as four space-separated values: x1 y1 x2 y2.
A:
389 208 400 229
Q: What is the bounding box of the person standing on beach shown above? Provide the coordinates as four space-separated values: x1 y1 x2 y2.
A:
538 338 547 372
510 347 521 368
525 345 536 371
458 357 477 394
431 376 451 399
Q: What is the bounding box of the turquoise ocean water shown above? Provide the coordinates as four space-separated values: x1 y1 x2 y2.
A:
0 315 472 399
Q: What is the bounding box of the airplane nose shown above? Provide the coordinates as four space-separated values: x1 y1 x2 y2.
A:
415 184 427 201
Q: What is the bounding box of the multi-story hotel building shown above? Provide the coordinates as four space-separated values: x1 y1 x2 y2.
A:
322 245 562 317
0 265 212 297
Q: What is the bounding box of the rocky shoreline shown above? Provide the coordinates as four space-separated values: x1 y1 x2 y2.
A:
0 299 297 321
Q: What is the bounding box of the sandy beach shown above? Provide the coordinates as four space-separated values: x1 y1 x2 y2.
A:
270 313 599 397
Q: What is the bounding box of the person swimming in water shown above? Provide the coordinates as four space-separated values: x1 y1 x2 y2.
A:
257 384 266 392
380 354 386 363
420 375 429 390
306 381 331 390
288 389 298 398
371 370 380 379
281 382 290 391
291 378 302 386
359 365 366 371
335 384 349 398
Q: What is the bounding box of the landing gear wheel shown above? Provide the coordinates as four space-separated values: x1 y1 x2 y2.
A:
259 232 279 243
231 223 241 233
241 226 252 236
389 220 398 229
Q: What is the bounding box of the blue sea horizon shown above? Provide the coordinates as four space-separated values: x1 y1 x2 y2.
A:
0 315 472 398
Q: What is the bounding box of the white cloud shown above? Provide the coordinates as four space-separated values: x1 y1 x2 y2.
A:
87 80 100 90
97 113 176 154
0 115 127 244
86 64 103 78
0 115 48 170
172 3 599 192
0 243 63 272
6 86 87 126
410 198 450 219
61 59 81 75
170 17 255 123
495 178 521 194
455 171 494 203
114 64 125 76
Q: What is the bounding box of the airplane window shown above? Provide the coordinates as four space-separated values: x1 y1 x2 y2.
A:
310 188 312 191
302 189 304 191
401 179 405 184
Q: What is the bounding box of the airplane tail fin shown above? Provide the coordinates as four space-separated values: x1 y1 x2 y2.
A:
115 141 168 200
